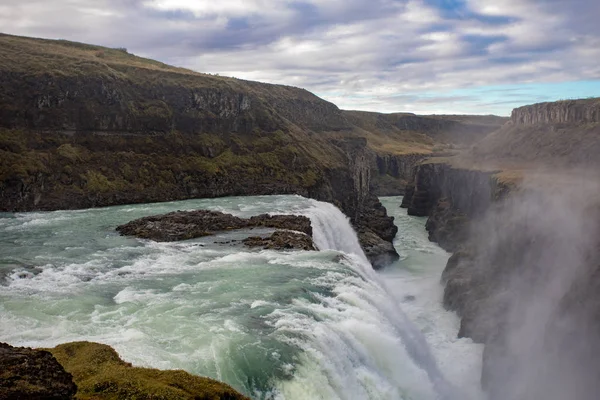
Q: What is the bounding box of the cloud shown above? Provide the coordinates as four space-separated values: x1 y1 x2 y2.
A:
1 0 599 115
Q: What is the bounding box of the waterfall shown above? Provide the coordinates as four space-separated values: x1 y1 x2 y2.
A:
287 199 462 400
0 195 475 400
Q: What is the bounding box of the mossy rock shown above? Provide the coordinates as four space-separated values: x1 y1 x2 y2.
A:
49 341 250 400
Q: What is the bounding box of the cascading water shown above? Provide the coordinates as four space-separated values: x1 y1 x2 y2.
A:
0 195 482 399
302 201 460 400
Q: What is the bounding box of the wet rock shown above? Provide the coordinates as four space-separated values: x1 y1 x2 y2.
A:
0 342 77 400
243 230 316 251
116 210 247 241
425 198 470 253
356 227 399 270
117 210 313 242
355 195 400 268
249 214 312 236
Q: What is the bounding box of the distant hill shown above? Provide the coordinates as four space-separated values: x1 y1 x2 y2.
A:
468 98 600 167
342 111 507 153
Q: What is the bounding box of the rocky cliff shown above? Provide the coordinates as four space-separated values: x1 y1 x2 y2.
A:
403 158 600 399
403 98 600 399
0 342 77 399
472 98 600 166
370 153 428 196
341 110 506 196
511 98 600 125
343 110 507 146
0 341 250 399
0 33 399 268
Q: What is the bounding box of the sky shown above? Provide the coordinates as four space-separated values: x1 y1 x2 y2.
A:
1 0 600 115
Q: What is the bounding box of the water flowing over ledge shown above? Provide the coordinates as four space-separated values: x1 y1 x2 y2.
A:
0 195 481 399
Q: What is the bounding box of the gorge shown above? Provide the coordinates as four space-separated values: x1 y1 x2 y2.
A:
1 31 600 400
401 97 600 400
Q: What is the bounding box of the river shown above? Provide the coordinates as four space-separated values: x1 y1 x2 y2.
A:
0 195 483 399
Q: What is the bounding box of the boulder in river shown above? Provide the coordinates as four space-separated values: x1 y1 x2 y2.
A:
243 230 316 251
116 210 312 242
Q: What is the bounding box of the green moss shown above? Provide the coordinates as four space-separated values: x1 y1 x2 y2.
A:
48 342 250 400
83 170 124 193
300 169 319 187
57 144 84 162
0 149 49 180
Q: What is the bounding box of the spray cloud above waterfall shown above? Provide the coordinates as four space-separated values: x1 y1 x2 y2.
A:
443 172 600 400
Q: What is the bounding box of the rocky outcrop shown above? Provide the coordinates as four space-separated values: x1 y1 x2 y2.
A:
0 340 250 400
404 155 600 400
325 138 400 268
401 161 500 223
49 341 250 400
243 230 315 251
370 153 427 196
0 342 77 400
511 98 600 125
116 210 312 241
0 34 400 269
354 195 399 268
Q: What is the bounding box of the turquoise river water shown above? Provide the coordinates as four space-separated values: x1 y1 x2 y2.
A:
0 195 483 400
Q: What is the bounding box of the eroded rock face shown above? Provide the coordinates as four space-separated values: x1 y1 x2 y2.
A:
371 153 427 196
445 186 600 400
243 230 315 251
407 158 600 399
0 342 77 400
403 162 498 219
511 98 600 125
116 210 312 242
354 228 398 270
0 34 399 270
355 195 400 268
425 199 469 253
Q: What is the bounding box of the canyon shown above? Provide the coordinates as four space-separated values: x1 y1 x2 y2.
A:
3 31 599 400
402 97 600 399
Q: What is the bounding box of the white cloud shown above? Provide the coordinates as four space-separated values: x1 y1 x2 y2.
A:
1 0 599 114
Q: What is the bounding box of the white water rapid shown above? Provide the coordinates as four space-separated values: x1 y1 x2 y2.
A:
0 195 483 399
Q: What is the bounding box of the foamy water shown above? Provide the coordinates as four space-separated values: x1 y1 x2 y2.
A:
0 195 483 399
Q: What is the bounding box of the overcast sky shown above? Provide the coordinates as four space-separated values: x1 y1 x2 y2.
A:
2 0 600 115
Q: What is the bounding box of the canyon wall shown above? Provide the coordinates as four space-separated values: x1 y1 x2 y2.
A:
0 33 398 268
511 99 600 125
370 153 428 196
403 159 600 399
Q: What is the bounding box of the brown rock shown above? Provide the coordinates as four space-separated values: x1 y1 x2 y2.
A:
243 230 316 251
117 210 313 242
0 342 77 400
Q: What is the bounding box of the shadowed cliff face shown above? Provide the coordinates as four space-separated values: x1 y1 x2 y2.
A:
406 162 600 399
402 97 600 397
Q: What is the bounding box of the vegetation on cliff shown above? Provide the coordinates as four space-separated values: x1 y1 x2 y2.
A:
49 341 250 400
1 340 249 400
0 33 505 209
